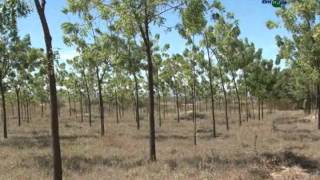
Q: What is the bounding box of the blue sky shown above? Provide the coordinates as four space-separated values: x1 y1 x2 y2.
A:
17 0 288 63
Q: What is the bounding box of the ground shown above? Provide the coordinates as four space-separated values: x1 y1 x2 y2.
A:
0 106 320 180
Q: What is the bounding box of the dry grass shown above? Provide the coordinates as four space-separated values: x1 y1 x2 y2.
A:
0 106 320 180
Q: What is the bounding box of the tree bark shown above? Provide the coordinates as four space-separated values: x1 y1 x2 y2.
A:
85 86 92 126
157 88 161 127
79 92 83 123
134 73 140 130
115 90 119 124
231 72 241 126
192 81 197 145
34 1 62 179
96 68 105 136
184 86 187 115
15 88 21 127
205 38 216 137
175 90 180 123
258 98 261 121
41 102 44 117
244 75 249 121
317 83 320 129
212 48 229 131
68 92 71 116
0 80 7 138
261 99 264 120
191 56 197 145
137 1 156 161
26 99 30 123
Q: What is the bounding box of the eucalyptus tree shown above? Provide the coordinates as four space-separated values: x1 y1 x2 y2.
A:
34 0 63 178
0 0 30 138
200 27 218 136
56 62 72 117
84 36 114 135
205 1 244 130
161 54 186 123
246 58 274 120
211 8 243 126
267 0 320 128
179 0 207 145
66 56 94 126
182 48 204 145
237 39 262 121
63 1 126 135
32 70 49 118
9 41 44 125
92 0 185 161
62 18 97 128
117 33 144 129
153 41 170 127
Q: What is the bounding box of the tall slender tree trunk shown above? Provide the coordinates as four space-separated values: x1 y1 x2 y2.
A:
205 39 216 137
41 103 44 117
26 99 30 123
68 92 71 116
184 87 187 115
163 96 166 120
212 49 229 130
250 96 255 119
219 66 229 130
21 101 24 122
96 68 105 135
261 99 264 120
244 75 249 121
317 83 320 129
24 103 27 122
192 82 197 145
158 90 161 127
175 90 180 123
134 73 140 130
85 87 92 126
231 72 241 126
15 88 21 127
115 90 119 124
0 80 7 138
96 68 105 136
139 7 156 160
205 97 208 112
11 102 14 117
191 58 197 146
258 98 261 120
34 0 62 179
79 92 83 123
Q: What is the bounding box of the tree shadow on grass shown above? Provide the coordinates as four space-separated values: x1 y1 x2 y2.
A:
134 134 189 142
34 154 145 174
274 127 320 142
274 117 311 125
179 150 320 175
261 151 320 174
0 134 98 149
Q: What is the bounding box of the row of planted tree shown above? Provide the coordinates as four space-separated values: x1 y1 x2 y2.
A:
1 0 320 179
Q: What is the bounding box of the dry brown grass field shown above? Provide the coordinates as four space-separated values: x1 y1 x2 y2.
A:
1 106 320 180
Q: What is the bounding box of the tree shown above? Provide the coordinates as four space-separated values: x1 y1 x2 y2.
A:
267 0 320 129
201 27 218 137
34 0 62 179
98 0 184 161
161 54 186 123
179 0 207 145
0 0 30 138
